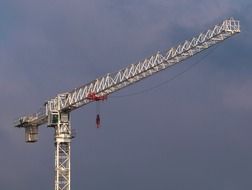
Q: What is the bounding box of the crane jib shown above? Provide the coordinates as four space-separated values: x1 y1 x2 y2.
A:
14 18 240 129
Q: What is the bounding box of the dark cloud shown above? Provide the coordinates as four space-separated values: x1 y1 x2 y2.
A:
0 0 251 190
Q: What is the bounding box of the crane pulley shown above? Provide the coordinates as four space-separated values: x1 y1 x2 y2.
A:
14 18 240 190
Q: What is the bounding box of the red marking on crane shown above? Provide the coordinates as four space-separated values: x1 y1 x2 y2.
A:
87 93 107 101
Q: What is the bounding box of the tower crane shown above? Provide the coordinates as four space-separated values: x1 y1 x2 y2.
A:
14 18 240 190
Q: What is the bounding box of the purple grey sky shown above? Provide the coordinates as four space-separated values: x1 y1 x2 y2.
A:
0 0 252 190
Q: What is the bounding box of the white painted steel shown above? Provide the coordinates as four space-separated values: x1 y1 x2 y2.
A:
54 112 72 190
13 18 240 190
14 18 240 129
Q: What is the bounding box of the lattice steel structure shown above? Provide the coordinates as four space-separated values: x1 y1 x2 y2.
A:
14 18 240 190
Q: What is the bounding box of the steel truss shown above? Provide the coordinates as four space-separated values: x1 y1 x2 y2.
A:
49 18 240 113
13 18 240 190
54 112 72 190
14 18 240 127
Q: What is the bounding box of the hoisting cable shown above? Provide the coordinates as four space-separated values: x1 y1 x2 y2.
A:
111 45 218 99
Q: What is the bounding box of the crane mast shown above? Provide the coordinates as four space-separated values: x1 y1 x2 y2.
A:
14 18 240 190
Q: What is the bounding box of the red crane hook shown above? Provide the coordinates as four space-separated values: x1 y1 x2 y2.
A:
87 93 107 128
96 114 101 128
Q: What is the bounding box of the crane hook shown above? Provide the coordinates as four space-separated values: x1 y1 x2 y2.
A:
96 114 101 128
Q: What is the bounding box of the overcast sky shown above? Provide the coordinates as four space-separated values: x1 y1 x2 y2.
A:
0 0 252 190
